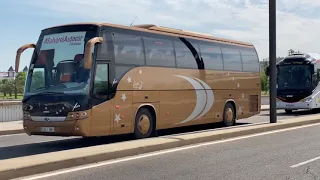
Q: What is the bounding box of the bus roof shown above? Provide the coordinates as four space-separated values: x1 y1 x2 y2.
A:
278 52 320 65
43 22 254 47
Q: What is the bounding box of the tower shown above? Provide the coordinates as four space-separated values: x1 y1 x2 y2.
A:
7 66 15 78
23 66 28 73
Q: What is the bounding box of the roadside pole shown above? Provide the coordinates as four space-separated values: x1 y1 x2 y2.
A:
269 0 277 123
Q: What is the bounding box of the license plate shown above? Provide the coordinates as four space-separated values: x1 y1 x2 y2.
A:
40 127 55 132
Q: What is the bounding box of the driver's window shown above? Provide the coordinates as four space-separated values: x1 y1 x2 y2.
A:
30 68 45 91
315 69 320 87
93 63 109 98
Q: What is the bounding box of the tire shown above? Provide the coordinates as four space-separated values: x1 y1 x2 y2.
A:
285 109 292 114
134 107 155 139
222 102 236 127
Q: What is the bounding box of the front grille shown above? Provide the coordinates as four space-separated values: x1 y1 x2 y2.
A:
28 102 71 116
277 89 312 103
277 95 305 103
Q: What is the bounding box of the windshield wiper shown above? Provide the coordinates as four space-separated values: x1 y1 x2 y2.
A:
33 85 55 92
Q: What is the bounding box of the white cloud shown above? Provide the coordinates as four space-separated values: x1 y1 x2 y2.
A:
27 0 320 60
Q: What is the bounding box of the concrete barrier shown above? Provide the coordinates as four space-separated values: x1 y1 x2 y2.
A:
0 114 320 180
0 101 22 122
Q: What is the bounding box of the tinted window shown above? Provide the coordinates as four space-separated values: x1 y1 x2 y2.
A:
222 48 242 71
241 49 260 72
112 32 144 65
174 41 198 69
93 63 109 98
144 37 175 67
98 32 109 58
29 68 45 91
115 65 134 80
200 44 223 70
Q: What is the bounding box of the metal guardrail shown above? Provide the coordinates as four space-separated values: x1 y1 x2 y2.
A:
0 101 22 122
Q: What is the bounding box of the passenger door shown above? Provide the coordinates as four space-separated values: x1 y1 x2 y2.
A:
90 62 113 136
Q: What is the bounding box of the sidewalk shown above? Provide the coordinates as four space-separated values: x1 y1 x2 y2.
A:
261 105 269 111
0 120 24 135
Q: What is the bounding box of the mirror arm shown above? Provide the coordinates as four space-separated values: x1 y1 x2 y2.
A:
15 44 36 73
84 37 104 69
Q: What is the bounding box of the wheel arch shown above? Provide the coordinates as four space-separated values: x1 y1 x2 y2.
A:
134 103 157 128
224 99 237 119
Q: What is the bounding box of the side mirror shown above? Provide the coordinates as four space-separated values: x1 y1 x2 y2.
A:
265 66 270 76
84 37 104 69
15 44 36 73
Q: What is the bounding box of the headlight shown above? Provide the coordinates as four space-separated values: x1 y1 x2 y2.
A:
66 110 89 120
23 111 31 120
303 97 312 102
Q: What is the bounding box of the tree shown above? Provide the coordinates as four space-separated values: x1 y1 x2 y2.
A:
0 81 3 97
288 49 302 55
13 72 27 99
1 79 14 97
288 49 295 55
260 70 269 94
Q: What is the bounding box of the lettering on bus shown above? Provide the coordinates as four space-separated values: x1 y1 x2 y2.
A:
44 35 84 46
72 103 81 111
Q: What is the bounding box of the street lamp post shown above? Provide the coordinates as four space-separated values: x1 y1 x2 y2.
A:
269 0 277 123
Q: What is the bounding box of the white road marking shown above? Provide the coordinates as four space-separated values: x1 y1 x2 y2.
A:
0 133 24 138
17 122 320 180
290 156 320 168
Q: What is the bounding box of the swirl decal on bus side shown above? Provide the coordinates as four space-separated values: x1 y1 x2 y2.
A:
173 75 215 124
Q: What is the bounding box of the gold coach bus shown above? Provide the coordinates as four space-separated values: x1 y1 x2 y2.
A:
15 22 261 139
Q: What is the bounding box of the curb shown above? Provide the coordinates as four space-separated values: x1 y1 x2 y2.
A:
1 115 320 179
0 129 24 136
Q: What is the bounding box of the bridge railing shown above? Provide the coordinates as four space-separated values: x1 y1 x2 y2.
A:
0 101 22 122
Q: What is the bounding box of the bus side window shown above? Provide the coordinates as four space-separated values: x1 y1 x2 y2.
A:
240 48 259 72
174 40 198 69
93 63 109 98
199 43 223 70
221 48 242 71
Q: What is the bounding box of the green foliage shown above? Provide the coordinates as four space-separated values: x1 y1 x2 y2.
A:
0 72 27 99
260 71 269 93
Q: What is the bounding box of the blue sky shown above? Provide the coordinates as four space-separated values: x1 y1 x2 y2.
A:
1 0 320 71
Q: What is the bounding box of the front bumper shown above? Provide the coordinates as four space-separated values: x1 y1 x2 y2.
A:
276 100 312 110
23 118 91 137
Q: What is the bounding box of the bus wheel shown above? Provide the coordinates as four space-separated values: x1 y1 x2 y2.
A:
222 102 236 127
285 109 292 114
134 107 155 139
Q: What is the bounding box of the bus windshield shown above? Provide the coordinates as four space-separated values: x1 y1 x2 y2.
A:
277 64 313 89
24 29 97 96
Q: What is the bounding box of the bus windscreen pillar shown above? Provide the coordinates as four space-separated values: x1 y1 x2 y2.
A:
269 0 277 123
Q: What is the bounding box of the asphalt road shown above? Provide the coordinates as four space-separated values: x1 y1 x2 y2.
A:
35 121 320 180
0 109 317 161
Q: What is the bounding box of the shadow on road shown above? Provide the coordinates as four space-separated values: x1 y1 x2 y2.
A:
1 108 314 160
0 121 250 160
260 109 320 117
